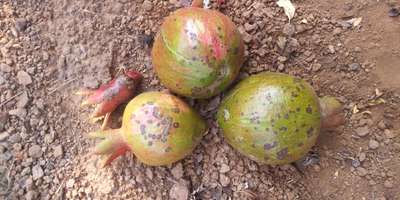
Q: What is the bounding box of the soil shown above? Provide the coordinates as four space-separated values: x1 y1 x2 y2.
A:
0 0 399 200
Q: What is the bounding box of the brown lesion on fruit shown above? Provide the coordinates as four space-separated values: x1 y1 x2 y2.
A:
276 148 288 160
306 105 313 114
264 141 277 150
279 126 288 132
307 127 314 138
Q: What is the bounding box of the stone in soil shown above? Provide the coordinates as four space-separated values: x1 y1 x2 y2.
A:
384 179 393 188
32 164 44 180
355 126 369 137
171 163 184 179
384 129 395 139
219 174 230 187
17 71 33 85
0 63 12 72
53 145 63 157
17 92 30 108
219 163 230 173
15 18 28 32
0 132 9 141
357 167 368 177
142 0 153 11
368 140 379 150
28 144 43 158
169 181 189 200
0 112 8 131
349 63 360 71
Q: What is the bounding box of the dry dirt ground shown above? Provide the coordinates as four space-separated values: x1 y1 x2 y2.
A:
0 0 399 199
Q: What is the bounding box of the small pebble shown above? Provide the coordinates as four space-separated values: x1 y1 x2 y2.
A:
169 181 189 200
32 164 44 180
369 140 379 150
355 126 369 137
358 152 366 162
384 129 395 139
142 0 153 11
219 163 230 173
349 63 360 71
219 174 230 187
28 145 43 158
389 8 399 17
171 163 184 179
357 167 368 177
17 71 33 85
384 180 393 188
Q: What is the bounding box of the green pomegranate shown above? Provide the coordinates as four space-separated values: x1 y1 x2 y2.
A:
151 6 244 99
89 92 206 166
217 72 344 165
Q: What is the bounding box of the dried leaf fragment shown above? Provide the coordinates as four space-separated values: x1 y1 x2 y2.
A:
277 0 296 23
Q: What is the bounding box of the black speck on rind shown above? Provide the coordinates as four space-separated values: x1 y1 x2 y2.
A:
173 122 180 128
277 148 288 160
148 141 153 146
307 127 315 138
306 105 313 114
284 113 289 119
140 124 146 134
279 127 288 132
264 141 277 150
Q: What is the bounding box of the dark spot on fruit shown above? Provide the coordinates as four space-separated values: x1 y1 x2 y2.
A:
296 87 301 92
148 141 153 146
233 47 239 55
271 119 275 123
192 57 197 61
306 105 313 114
140 124 146 134
265 127 270 131
264 141 277 150
277 148 288 160
301 123 306 127
291 92 299 98
251 143 256 148
171 107 180 113
307 127 314 138
295 128 299 133
279 127 288 132
217 26 222 31
165 146 172 153
296 107 301 112
240 112 244 116
173 122 179 128
284 113 289 119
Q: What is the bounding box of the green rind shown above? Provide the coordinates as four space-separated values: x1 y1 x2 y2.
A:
152 7 244 98
122 92 206 166
217 72 321 165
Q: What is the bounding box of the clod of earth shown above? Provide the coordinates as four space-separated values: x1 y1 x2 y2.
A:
151 4 244 98
88 91 206 166
77 70 142 129
217 72 345 165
